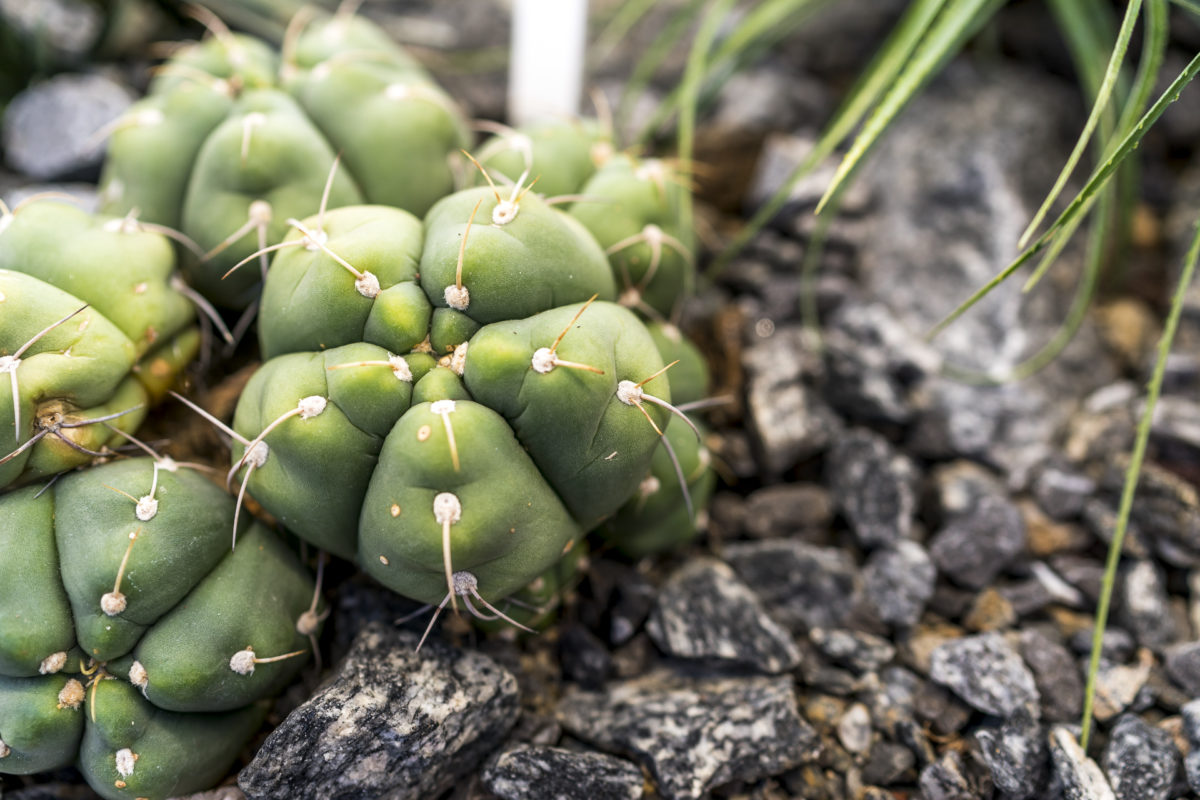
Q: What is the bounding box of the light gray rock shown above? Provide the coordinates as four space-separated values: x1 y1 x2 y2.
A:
974 708 1047 800
863 540 936 627
558 670 818 800
3 73 133 180
859 65 1117 484
826 427 919 548
1049 726 1115 800
483 745 645 800
929 633 1040 718
646 558 801 673
238 623 519 800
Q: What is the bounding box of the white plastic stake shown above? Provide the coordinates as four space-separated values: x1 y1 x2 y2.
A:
509 0 589 125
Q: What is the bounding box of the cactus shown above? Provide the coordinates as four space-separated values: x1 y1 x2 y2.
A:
0 457 320 799
0 200 200 489
97 7 469 308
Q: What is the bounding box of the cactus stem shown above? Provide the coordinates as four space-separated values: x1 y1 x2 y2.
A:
56 677 85 712
229 646 306 675
170 275 234 344
227 394 325 509
316 154 341 235
336 0 365 18
433 492 463 613
297 553 329 672
239 112 266 166
543 193 605 207
1 303 89 443
39 651 68 675
415 571 538 652
101 527 140 617
532 295 605 375
446 198 483 311
115 747 138 779
0 737 9 758
327 356 414 382
0 429 48 466
472 120 532 171
148 62 235 97
106 210 206 260
635 359 677 389
231 461 256 550
640 393 701 441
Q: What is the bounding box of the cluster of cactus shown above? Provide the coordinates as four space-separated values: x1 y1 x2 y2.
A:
3 6 717 795
97 5 469 308
0 199 200 489
0 457 320 799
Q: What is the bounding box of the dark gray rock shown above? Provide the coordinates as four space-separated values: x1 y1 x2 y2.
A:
558 670 818 800
1117 560 1177 651
826 428 919 548
860 65 1117 484
560 623 612 689
929 633 1040 718
742 325 841 474
3 73 133 180
482 745 644 800
913 680 973 736
974 709 1048 800
928 494 1026 590
1050 554 1106 604
809 627 895 673
741 483 833 539
1183 700 1200 794
1031 458 1097 520
1081 498 1151 559
744 134 872 217
861 741 915 786
1050 726 1116 800
646 558 800 673
1068 628 1136 663
862 540 936 627
821 301 941 426
1165 641 1200 696
724 539 862 632
238 623 519 800
711 67 830 137
918 751 983 800
1102 714 1179 800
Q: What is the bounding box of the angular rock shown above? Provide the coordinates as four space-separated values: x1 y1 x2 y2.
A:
929 633 1040 718
558 670 818 800
3 73 133 179
239 623 520 800
861 740 916 786
809 627 896 673
1086 651 1152 723
741 483 833 539
821 301 941 426
724 539 862 632
1102 714 1179 800
928 494 1026 590
1049 726 1115 800
1183 699 1200 793
974 708 1047 800
482 745 645 800
826 428 919 548
837 702 872 754
0 0 104 61
646 558 800 673
1031 458 1097 521
1165 641 1200 696
743 326 841 474
560 623 612 689
918 751 982 800
862 540 936 627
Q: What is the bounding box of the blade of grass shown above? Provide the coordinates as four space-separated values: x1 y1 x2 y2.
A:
592 0 660 65
1080 215 1200 750
615 0 707 138
814 0 1006 215
1019 0 1141 248
929 48 1200 340
677 0 738 254
634 0 835 145
1170 0 1200 15
1023 0 1167 293
709 0 949 276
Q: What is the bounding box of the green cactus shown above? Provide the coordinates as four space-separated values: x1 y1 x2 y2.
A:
0 457 320 799
0 200 199 489
98 8 469 308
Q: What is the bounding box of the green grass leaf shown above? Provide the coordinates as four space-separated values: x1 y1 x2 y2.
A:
815 0 1005 214
1018 0 1141 249
1080 215 1200 750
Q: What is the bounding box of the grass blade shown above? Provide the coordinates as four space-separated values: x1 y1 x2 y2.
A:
1018 0 1141 248
814 0 1005 214
1080 215 1200 750
710 0 949 275
615 0 707 137
1170 0 1200 15
929 48 1200 339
